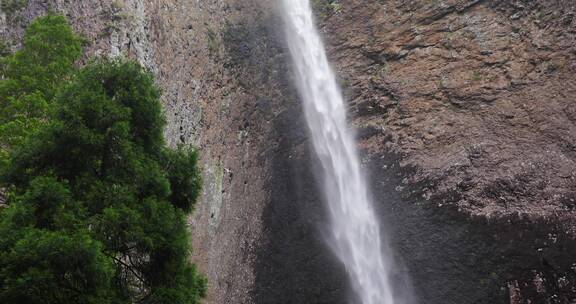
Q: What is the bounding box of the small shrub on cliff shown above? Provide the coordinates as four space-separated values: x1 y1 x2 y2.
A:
1 0 29 16
311 0 341 18
0 39 10 57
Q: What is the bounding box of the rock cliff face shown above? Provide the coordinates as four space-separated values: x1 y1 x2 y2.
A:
2 1 575 304
316 0 576 303
318 0 576 229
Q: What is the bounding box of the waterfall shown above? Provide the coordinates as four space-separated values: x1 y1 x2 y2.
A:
281 1 411 303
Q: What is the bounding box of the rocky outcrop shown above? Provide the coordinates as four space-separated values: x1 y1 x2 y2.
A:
318 0 576 224
2 0 575 303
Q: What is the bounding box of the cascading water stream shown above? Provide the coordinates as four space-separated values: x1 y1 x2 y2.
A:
281 1 410 303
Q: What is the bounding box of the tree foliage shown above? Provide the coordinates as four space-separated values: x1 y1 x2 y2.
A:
0 14 83 168
0 15 205 304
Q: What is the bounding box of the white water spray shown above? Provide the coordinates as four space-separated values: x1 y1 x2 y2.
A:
282 1 409 304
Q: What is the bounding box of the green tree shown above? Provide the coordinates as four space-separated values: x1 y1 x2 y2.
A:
0 55 205 303
0 14 83 168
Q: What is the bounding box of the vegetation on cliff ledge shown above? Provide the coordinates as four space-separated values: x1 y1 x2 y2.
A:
1 0 29 17
0 15 206 304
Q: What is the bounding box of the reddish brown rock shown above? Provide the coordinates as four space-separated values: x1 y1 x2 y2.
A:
317 0 576 302
319 0 576 222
